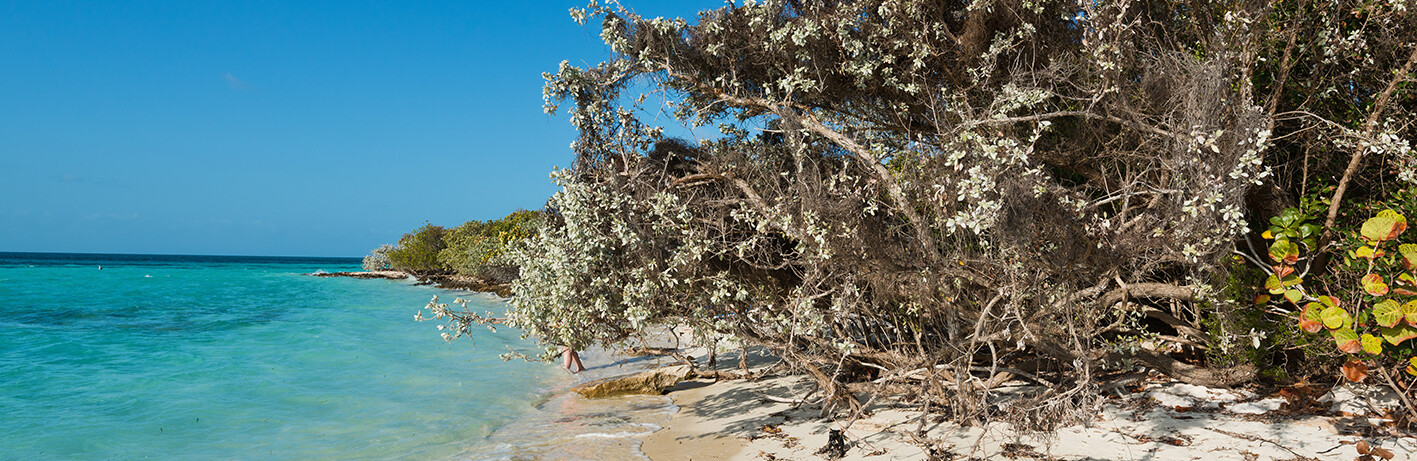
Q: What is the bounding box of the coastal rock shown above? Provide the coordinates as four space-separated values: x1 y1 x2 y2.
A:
310 271 512 296
572 365 693 399
311 271 409 280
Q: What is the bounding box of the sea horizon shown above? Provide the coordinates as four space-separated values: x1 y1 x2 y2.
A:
0 250 364 261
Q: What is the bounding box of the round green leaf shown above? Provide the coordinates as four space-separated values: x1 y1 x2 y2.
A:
1374 299 1404 328
1269 239 1299 264
1379 209 1408 235
1362 334 1383 355
1321 305 1351 330
1264 275 1284 294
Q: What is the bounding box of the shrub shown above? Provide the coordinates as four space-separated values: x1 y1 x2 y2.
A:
386 223 448 275
362 244 394 271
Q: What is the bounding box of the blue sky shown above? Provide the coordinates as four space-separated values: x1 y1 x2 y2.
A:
0 1 719 257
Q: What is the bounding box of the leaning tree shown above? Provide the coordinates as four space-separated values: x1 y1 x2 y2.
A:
426 0 1417 430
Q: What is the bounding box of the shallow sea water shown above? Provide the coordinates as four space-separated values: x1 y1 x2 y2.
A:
459 347 685 460
0 252 674 460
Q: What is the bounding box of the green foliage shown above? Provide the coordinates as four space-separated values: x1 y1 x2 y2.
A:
439 210 543 282
1268 208 1417 378
1202 261 1271 371
386 222 448 275
1266 208 1321 251
366 211 544 282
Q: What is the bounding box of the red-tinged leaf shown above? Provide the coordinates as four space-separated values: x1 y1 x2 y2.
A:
1399 273 1417 286
1392 288 1417 296
1401 244 1417 271
1273 265 1295 277
1269 239 1300 265
1299 315 1324 333
1357 440 1372 455
1363 274 1389 296
1317 295 1340 308
1342 359 1369 382
1332 328 1362 354
1405 301 1417 326
1373 446 1395 460
1299 303 1325 333
1362 215 1402 242
1253 294 1271 305
1381 325 1417 345
1374 299 1404 328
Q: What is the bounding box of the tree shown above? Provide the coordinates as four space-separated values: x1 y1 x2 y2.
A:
428 0 1415 430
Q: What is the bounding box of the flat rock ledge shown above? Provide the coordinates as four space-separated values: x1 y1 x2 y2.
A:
310 271 512 297
572 365 693 399
311 271 410 280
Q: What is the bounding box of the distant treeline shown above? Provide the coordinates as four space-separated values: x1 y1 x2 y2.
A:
363 210 542 284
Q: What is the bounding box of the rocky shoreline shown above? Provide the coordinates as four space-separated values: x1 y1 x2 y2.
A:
311 271 512 297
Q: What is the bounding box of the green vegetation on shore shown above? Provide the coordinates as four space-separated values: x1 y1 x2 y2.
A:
366 210 541 285
380 0 1417 435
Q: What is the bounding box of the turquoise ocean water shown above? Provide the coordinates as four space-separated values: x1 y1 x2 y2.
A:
0 252 676 460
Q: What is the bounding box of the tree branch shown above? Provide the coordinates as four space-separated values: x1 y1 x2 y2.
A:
1321 45 1417 244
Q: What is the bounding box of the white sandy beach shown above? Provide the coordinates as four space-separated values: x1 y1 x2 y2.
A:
637 345 1417 460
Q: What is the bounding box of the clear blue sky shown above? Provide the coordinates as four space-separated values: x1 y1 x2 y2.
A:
1 1 719 257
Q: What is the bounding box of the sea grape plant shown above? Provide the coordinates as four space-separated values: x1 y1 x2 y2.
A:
1267 208 1417 378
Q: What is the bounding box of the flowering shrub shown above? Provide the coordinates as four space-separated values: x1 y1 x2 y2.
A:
362 244 394 271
